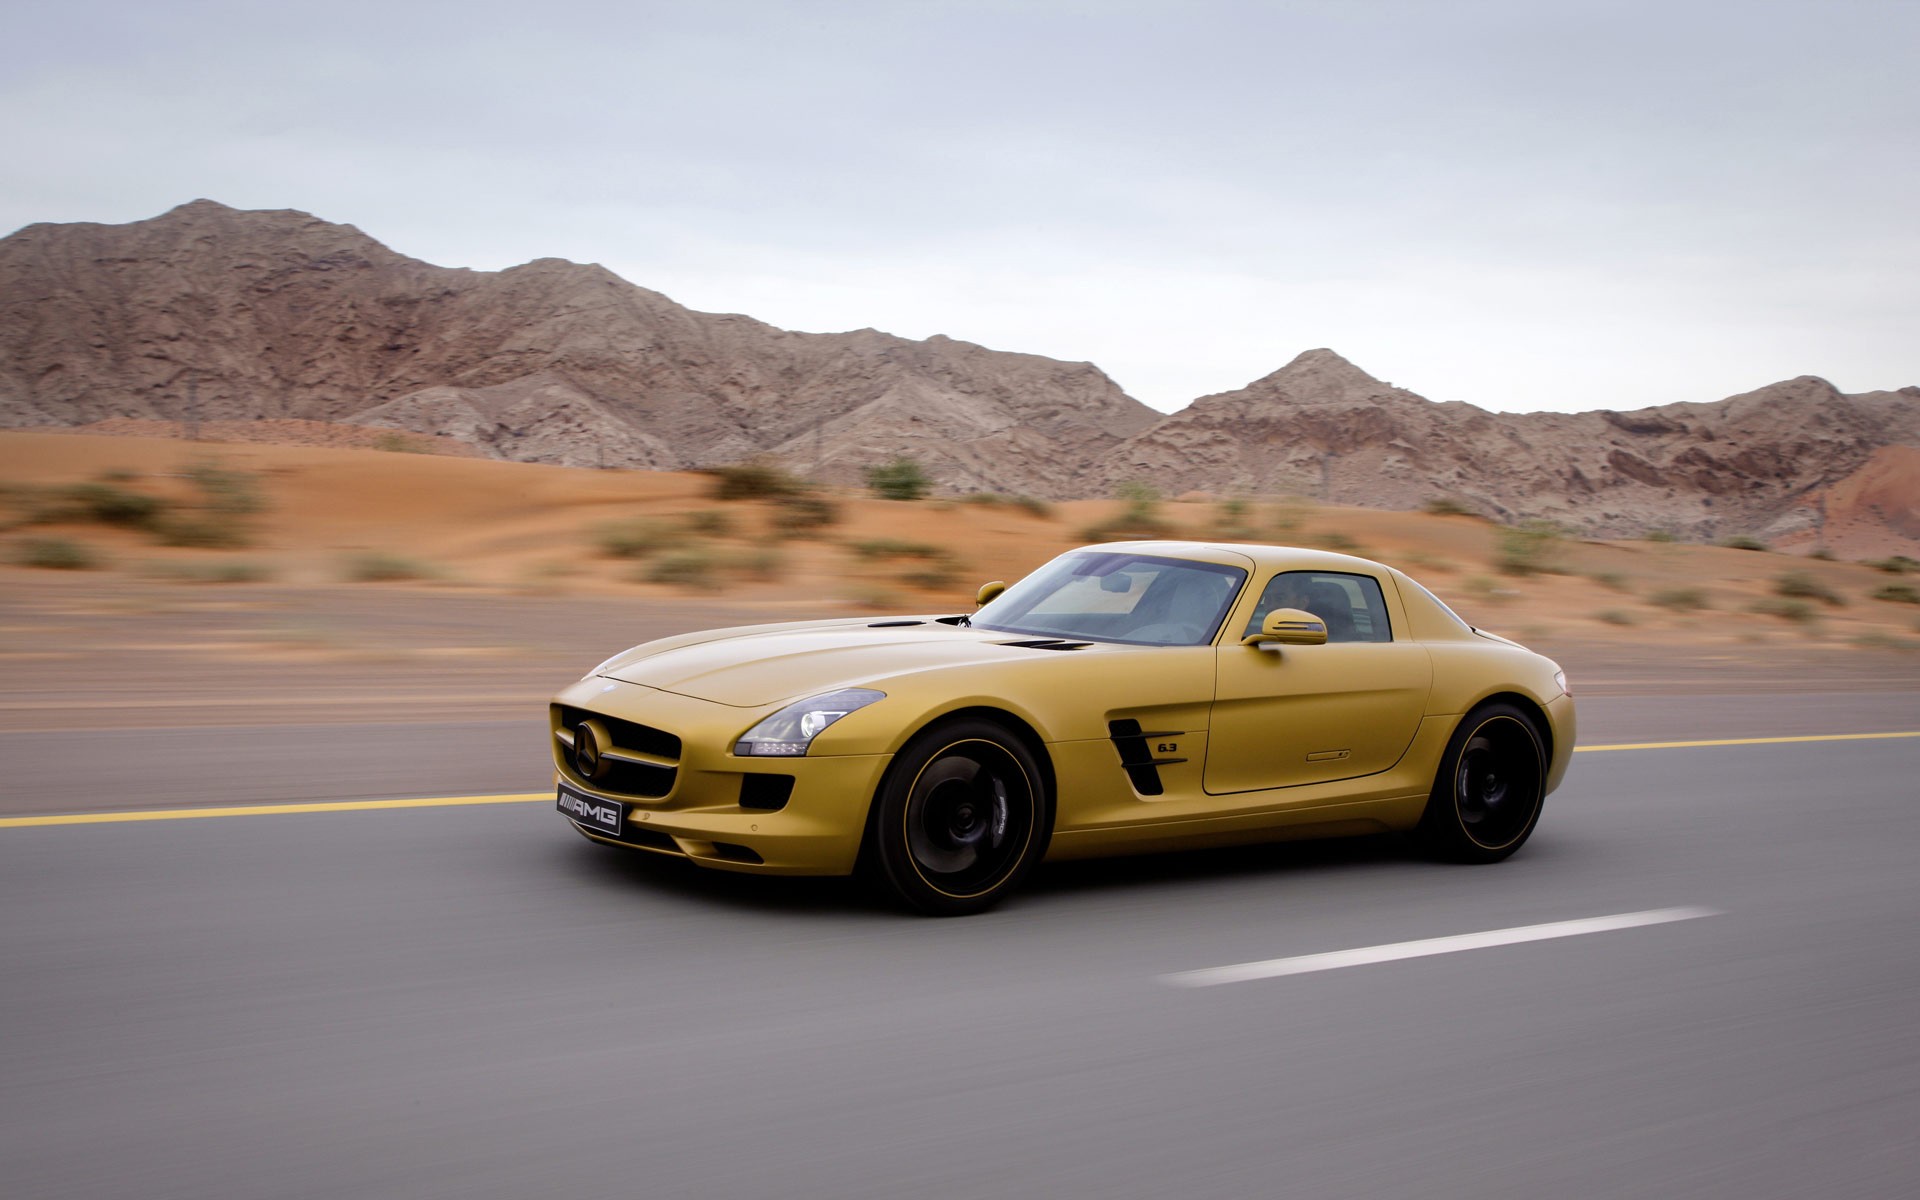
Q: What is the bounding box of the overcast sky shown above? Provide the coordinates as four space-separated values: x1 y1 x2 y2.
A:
4 0 1915 413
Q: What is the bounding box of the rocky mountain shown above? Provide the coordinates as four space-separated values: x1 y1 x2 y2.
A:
1 200 1914 543
0 200 1158 495
1102 350 1920 541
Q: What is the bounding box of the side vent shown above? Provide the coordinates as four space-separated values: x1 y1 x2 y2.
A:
867 620 925 628
996 639 1092 651
1107 718 1188 797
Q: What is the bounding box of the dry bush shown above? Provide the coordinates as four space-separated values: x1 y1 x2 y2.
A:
1081 481 1174 542
866 456 931 501
770 495 840 536
850 538 947 560
344 552 437 582
1496 520 1565 576
14 536 98 569
1750 598 1817 624
709 460 807 501
1650 587 1709 611
594 518 686 559
1775 570 1844 606
643 549 721 590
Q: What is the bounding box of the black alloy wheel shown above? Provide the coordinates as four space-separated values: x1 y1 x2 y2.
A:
868 718 1051 916
1415 702 1547 862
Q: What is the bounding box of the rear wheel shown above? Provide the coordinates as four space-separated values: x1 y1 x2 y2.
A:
868 718 1051 916
1414 702 1546 862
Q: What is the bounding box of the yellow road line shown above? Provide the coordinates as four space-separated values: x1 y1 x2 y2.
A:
4 730 1918 829
1576 731 1920 752
0 792 549 828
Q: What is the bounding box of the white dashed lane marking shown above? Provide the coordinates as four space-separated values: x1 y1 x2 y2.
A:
1160 906 1722 987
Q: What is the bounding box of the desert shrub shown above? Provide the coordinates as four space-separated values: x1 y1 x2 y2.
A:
1750 598 1817 623
184 461 266 516
1643 527 1678 543
1851 631 1920 651
147 560 274 584
593 518 683 558
850 538 947 560
686 510 734 537
1423 495 1479 517
154 515 251 549
1807 547 1835 561
1270 496 1314 534
1081 480 1174 542
345 552 435 582
1461 575 1517 604
866 456 931 501
959 492 1005 508
725 547 786 581
1589 571 1630 591
1866 555 1920 574
767 495 839 536
710 459 806 500
372 431 425 453
1594 609 1636 626
1775 570 1844 606
1650 587 1709 611
1398 551 1455 574
644 549 720 590
14 536 97 569
1008 494 1053 518
1496 520 1565 576
1312 531 1363 553
1871 582 1920 605
1720 534 1769 552
899 564 960 589
67 481 168 528
1214 497 1255 539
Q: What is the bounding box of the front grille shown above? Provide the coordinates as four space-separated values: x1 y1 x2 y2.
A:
554 704 681 798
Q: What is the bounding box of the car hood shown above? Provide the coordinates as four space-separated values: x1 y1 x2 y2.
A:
602 622 1093 707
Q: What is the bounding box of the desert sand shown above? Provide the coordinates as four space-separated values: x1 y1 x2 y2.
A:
3 429 1919 741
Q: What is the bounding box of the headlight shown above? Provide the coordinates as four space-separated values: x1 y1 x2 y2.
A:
1553 668 1569 696
734 688 885 757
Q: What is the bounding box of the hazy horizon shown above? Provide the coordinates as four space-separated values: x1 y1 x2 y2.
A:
5 0 1915 415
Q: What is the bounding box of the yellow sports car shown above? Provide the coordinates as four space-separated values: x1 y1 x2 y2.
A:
551 541 1575 915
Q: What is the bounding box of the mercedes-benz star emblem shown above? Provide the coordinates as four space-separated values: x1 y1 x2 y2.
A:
574 721 606 782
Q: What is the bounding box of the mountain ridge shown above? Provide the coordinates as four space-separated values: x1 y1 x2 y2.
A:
2 200 1914 543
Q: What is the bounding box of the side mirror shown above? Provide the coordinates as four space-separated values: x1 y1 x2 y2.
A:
1240 607 1328 647
975 580 1007 606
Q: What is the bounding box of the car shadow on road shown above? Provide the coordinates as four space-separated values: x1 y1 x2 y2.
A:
548 826 1458 918
554 835 881 917
1026 833 1418 900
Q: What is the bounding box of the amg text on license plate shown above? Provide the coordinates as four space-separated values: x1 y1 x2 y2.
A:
557 786 622 835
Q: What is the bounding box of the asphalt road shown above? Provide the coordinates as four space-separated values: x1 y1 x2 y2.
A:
4 703 1919 1198
4 690 1920 815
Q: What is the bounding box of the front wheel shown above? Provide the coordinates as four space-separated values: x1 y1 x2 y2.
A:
868 718 1051 916
1414 703 1546 863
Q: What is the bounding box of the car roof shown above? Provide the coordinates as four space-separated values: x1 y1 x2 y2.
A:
1072 540 1393 576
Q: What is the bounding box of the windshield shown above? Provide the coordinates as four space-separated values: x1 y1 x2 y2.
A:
973 552 1248 646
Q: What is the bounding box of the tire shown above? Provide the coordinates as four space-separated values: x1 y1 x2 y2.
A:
1414 702 1547 863
867 718 1052 916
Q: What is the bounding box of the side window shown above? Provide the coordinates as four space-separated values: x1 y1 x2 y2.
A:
1243 571 1393 643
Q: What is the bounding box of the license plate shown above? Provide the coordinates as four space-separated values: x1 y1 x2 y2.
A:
556 785 623 836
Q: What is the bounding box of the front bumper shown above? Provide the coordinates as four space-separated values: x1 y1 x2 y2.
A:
551 676 891 876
